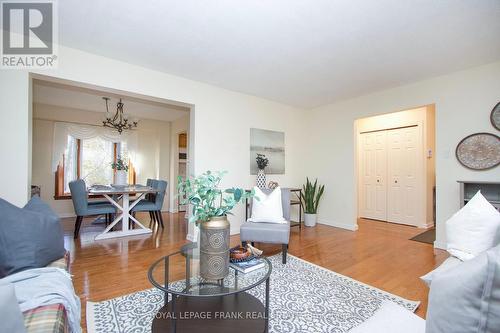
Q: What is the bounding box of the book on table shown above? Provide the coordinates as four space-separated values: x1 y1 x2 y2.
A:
230 258 265 273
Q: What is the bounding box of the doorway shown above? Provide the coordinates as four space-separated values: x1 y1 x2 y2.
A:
177 132 188 212
356 106 435 228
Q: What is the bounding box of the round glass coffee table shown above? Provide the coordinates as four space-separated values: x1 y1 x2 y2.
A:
148 243 272 332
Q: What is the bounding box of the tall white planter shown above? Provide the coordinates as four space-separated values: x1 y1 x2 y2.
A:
115 170 128 185
304 213 317 227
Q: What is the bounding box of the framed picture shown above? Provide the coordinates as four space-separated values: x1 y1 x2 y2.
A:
490 101 500 131
250 128 285 174
455 132 500 170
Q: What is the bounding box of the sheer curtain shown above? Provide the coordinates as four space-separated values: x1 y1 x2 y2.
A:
52 122 138 172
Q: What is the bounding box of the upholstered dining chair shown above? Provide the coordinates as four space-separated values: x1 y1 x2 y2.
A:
240 188 291 264
131 180 168 228
69 179 117 239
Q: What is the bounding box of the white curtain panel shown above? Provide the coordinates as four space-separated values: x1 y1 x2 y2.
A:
51 122 138 172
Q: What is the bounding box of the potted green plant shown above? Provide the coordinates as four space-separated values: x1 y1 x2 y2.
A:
300 178 325 227
255 153 269 189
111 156 129 185
178 171 255 280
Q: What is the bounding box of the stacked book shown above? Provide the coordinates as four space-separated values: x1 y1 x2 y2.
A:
229 258 265 273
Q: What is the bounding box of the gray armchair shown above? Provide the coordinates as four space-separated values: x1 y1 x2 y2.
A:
240 188 291 264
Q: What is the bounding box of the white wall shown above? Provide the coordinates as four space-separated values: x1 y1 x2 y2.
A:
31 103 172 216
2 45 306 235
0 72 31 206
305 61 500 248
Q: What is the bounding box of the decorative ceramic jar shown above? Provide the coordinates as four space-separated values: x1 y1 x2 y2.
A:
256 169 267 189
199 216 230 280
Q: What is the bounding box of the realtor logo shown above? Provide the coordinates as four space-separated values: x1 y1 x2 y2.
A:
1 1 57 68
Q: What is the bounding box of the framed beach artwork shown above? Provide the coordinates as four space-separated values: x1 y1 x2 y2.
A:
250 128 285 174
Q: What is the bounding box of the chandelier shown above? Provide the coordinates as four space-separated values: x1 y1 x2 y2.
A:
102 97 138 134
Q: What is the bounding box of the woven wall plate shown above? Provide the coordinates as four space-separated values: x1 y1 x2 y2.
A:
491 102 500 131
456 133 500 170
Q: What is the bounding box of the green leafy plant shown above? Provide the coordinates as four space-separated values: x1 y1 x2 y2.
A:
300 178 325 214
111 156 129 171
178 171 255 224
256 153 269 170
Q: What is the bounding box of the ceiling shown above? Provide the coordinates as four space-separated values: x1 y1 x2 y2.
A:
33 80 190 122
59 0 500 108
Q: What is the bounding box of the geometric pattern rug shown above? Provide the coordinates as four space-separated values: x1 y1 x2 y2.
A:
87 254 419 332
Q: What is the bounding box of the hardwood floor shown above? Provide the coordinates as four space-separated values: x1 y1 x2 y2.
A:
62 213 447 331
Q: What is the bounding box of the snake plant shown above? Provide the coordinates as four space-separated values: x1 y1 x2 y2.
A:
300 178 325 214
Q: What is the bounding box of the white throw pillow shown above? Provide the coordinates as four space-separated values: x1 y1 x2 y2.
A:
420 256 462 287
446 190 500 261
248 186 286 223
349 300 425 333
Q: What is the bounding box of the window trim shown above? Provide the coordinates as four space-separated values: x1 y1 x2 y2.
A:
54 139 136 200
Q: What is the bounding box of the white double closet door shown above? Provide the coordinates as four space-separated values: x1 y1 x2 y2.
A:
359 126 422 226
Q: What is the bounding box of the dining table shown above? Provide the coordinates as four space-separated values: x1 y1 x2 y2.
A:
89 184 159 240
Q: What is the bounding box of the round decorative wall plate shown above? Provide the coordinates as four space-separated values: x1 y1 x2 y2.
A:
491 102 500 131
456 133 500 170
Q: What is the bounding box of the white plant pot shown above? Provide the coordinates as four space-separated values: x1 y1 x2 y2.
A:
115 170 128 185
304 213 317 227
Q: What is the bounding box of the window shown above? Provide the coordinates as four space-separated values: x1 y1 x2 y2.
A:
55 136 135 199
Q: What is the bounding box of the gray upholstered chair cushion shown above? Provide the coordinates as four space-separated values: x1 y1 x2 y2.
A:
0 282 27 333
426 244 500 333
0 197 65 278
240 220 291 244
241 188 291 244
132 180 168 212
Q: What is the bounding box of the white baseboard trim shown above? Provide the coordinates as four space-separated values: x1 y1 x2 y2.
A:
317 219 359 231
169 208 179 213
433 240 447 250
418 222 435 229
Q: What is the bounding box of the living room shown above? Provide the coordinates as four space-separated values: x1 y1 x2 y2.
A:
1 1 499 333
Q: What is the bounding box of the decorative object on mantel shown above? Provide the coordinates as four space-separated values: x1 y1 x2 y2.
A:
250 128 285 175
455 133 500 170
102 97 138 134
111 156 129 185
491 101 500 131
300 178 325 227
268 181 279 189
255 153 269 189
178 171 255 280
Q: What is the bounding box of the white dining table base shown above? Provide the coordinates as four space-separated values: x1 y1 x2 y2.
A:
95 192 153 240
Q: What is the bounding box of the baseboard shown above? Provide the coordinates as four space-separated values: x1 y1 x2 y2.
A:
418 221 435 229
433 240 447 250
169 208 179 213
317 219 359 231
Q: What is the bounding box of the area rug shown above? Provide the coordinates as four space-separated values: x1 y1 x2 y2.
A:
87 254 419 333
410 228 436 244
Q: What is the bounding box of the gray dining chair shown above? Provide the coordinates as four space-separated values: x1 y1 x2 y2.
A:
131 180 168 228
69 179 117 239
240 188 291 264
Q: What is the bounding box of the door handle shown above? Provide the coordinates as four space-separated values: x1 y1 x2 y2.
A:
395 180 398 183
377 179 380 183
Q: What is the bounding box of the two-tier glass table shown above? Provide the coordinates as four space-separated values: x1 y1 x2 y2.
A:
148 242 272 332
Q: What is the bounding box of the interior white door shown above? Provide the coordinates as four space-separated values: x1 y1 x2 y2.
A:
387 126 421 226
359 131 387 220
